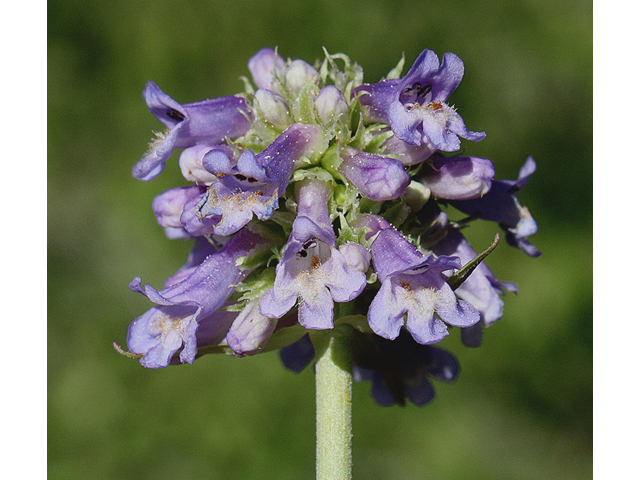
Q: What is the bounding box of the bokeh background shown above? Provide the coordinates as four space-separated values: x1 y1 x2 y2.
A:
48 0 592 478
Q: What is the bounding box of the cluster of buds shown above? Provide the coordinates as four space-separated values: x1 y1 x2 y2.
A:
117 48 540 406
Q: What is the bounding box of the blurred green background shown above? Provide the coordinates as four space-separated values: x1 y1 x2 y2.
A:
48 0 592 478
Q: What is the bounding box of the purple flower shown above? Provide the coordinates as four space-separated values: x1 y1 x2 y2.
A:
449 156 541 257
355 49 485 151
418 154 495 200
132 81 251 182
259 180 368 329
339 147 411 201
432 229 517 347
367 222 480 344
192 123 324 236
126 228 269 368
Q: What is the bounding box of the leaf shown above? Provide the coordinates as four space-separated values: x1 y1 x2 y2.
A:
258 323 309 354
447 233 500 291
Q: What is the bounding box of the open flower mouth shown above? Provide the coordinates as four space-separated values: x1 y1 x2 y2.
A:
400 82 433 105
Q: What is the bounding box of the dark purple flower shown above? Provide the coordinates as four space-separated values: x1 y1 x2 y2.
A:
132 81 251 182
259 180 368 329
279 330 460 407
194 123 324 236
352 330 460 406
432 229 517 347
339 147 411 201
355 49 485 151
449 156 541 257
418 154 495 200
126 228 269 368
279 334 316 373
367 222 480 344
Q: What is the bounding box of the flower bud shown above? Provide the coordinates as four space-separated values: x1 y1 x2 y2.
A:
314 85 349 124
179 145 232 185
338 242 371 273
284 59 318 96
255 88 291 129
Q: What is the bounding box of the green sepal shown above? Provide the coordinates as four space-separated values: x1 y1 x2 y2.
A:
447 233 501 291
335 213 359 245
380 201 411 228
318 144 345 180
267 211 296 235
320 48 363 93
290 166 337 185
234 267 276 304
113 342 143 360
403 181 432 212
238 221 287 271
290 78 319 124
357 197 382 217
239 75 256 94
362 124 394 153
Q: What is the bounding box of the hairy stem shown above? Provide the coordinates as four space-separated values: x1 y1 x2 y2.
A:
314 326 353 480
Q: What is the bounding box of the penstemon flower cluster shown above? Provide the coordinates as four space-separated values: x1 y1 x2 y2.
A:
117 47 540 407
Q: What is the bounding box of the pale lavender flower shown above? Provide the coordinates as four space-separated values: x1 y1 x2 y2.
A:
366 221 480 344
248 48 285 91
225 300 278 357
315 85 349 124
133 81 252 181
284 59 319 96
152 186 204 239
259 180 368 329
339 147 411 201
449 156 541 257
179 144 235 185
126 228 268 368
381 132 438 166
355 49 485 151
418 154 495 200
254 89 291 129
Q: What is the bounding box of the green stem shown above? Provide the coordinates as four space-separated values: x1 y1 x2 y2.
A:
313 326 353 480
